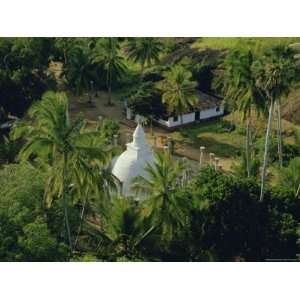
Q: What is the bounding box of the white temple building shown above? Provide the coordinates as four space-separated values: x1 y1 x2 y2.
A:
111 122 155 198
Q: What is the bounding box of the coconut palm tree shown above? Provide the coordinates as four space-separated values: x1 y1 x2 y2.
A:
158 65 198 125
92 38 127 106
64 46 96 96
253 48 297 202
127 81 165 135
87 197 155 260
131 152 187 242
125 37 163 75
55 38 77 66
11 91 112 251
220 49 265 177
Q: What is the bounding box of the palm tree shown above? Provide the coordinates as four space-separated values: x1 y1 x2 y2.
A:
87 197 155 260
11 91 112 251
131 152 187 242
64 46 96 96
279 157 300 198
220 49 265 177
158 65 198 125
253 47 297 202
92 38 127 106
125 37 163 75
127 81 165 135
55 38 77 66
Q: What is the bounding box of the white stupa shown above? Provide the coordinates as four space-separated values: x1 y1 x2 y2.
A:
111 121 155 197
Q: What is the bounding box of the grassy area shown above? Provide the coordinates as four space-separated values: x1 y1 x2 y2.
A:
192 37 300 55
171 118 244 158
169 111 300 161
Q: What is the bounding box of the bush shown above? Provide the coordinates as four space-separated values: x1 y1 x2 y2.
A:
185 167 299 261
101 118 120 141
0 163 69 261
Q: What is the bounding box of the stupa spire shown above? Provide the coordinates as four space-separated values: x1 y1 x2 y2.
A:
132 122 147 148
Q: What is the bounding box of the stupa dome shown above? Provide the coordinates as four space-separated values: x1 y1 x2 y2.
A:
111 122 155 197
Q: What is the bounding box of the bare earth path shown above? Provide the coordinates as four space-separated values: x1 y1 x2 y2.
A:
69 91 232 172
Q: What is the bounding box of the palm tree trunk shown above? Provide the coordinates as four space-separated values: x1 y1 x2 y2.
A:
245 119 251 177
107 68 112 106
62 153 73 251
74 192 88 249
276 100 283 168
150 118 154 136
296 183 300 198
260 98 275 202
63 49 67 66
108 85 112 106
140 62 145 78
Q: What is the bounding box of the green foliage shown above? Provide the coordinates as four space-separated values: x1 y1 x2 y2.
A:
0 136 22 164
100 118 120 141
194 37 300 55
125 37 164 71
218 48 265 117
11 91 113 250
132 152 187 243
0 163 68 261
232 150 261 179
127 81 166 120
279 157 300 196
18 218 68 261
71 254 101 262
63 46 96 95
256 136 299 165
1 38 300 262
86 197 153 261
186 167 299 261
157 65 198 123
92 38 128 105
0 38 57 117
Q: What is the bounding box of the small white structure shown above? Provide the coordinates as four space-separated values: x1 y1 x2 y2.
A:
111 122 155 198
157 91 224 128
125 91 224 128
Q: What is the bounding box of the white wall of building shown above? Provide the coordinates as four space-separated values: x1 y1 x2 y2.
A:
157 105 224 128
200 106 224 120
126 105 224 128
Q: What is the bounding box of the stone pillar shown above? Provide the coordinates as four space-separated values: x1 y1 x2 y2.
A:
199 146 205 168
163 145 169 152
214 157 220 171
181 157 187 185
167 136 174 154
209 153 215 166
113 134 118 147
126 132 131 143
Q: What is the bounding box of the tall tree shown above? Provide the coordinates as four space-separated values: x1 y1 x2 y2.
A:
127 82 166 135
64 46 96 96
132 152 187 242
54 38 77 66
87 197 155 260
92 38 127 105
253 47 297 202
125 37 163 75
11 91 112 251
158 65 198 125
266 46 297 168
220 49 265 177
